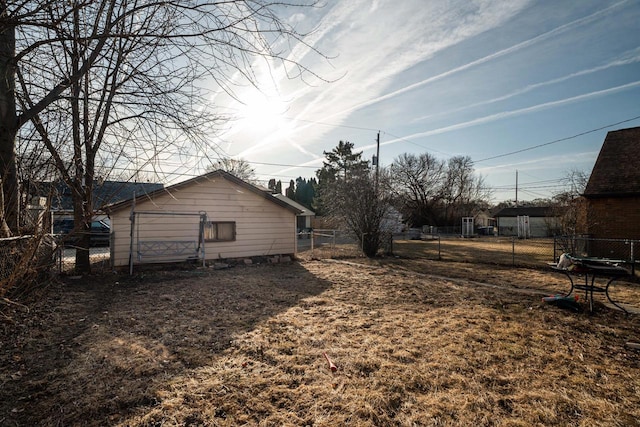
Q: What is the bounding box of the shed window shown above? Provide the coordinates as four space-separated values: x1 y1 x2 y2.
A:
205 221 236 242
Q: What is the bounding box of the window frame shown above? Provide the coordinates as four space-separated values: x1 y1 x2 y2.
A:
204 221 236 242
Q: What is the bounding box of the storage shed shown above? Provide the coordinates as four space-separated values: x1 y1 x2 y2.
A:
106 170 301 268
493 206 560 237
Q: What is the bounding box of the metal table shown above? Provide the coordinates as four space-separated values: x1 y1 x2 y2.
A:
551 255 631 313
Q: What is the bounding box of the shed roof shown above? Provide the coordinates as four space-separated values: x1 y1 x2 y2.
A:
583 126 640 198
106 170 302 215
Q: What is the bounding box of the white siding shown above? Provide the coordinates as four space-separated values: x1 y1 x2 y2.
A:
497 216 555 237
110 176 297 267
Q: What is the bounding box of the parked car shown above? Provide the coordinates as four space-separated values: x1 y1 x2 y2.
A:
53 219 111 247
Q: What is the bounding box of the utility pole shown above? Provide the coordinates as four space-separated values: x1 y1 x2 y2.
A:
515 170 518 208
374 131 380 192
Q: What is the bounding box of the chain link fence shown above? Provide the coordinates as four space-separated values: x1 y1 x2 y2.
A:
394 236 556 267
53 240 111 273
5 230 637 287
298 230 639 275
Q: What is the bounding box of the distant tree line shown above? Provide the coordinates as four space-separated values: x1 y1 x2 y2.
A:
266 177 317 212
236 140 585 259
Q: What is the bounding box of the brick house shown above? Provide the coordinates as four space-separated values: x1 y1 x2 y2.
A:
582 126 640 242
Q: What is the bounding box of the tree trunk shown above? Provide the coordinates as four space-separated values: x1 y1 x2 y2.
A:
73 192 91 273
0 178 11 237
0 8 18 234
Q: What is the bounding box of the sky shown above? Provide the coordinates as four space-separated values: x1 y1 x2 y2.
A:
202 0 640 203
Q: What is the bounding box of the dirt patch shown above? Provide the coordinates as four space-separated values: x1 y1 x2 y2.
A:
1 257 639 426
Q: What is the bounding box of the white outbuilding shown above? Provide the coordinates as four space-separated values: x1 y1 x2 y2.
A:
106 170 301 270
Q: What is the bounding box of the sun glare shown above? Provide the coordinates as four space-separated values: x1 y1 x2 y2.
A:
239 90 291 135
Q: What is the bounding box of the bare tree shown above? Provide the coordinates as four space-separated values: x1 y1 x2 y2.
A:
207 158 257 184
2 0 325 271
440 156 490 225
550 168 590 237
388 153 490 228
387 152 445 227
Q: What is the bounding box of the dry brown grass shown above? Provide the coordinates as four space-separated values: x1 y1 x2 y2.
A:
1 250 640 426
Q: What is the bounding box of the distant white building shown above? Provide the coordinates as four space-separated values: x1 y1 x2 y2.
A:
381 206 404 233
493 207 560 237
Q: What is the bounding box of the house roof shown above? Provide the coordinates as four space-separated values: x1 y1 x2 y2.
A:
32 180 164 211
272 194 315 217
583 126 640 198
493 206 556 218
106 170 302 215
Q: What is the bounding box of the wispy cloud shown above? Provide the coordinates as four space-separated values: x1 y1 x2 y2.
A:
232 0 632 163
310 0 630 126
209 0 640 201
412 47 640 123
233 0 532 157
368 80 640 152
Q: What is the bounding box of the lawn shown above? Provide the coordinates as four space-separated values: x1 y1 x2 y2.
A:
1 251 639 426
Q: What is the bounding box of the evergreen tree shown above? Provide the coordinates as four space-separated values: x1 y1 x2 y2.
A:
268 179 277 193
315 140 369 215
317 140 369 183
285 180 295 199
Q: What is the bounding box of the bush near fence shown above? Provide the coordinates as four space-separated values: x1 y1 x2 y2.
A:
0 235 56 298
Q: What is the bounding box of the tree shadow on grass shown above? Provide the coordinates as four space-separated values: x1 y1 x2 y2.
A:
0 262 331 425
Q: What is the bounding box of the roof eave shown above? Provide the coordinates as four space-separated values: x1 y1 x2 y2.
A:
105 170 302 215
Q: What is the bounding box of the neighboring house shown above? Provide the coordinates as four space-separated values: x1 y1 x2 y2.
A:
582 126 640 241
31 179 164 222
23 179 163 234
33 179 164 212
493 206 560 237
272 194 315 231
106 170 302 268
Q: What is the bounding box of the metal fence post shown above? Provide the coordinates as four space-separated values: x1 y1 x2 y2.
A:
57 244 62 273
512 237 516 266
362 232 367 255
438 235 441 260
332 230 336 258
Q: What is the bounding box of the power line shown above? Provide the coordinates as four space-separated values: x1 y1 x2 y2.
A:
474 114 640 163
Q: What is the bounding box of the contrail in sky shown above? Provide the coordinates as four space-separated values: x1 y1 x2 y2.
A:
312 0 630 125
371 80 640 151
412 48 640 123
257 0 630 164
